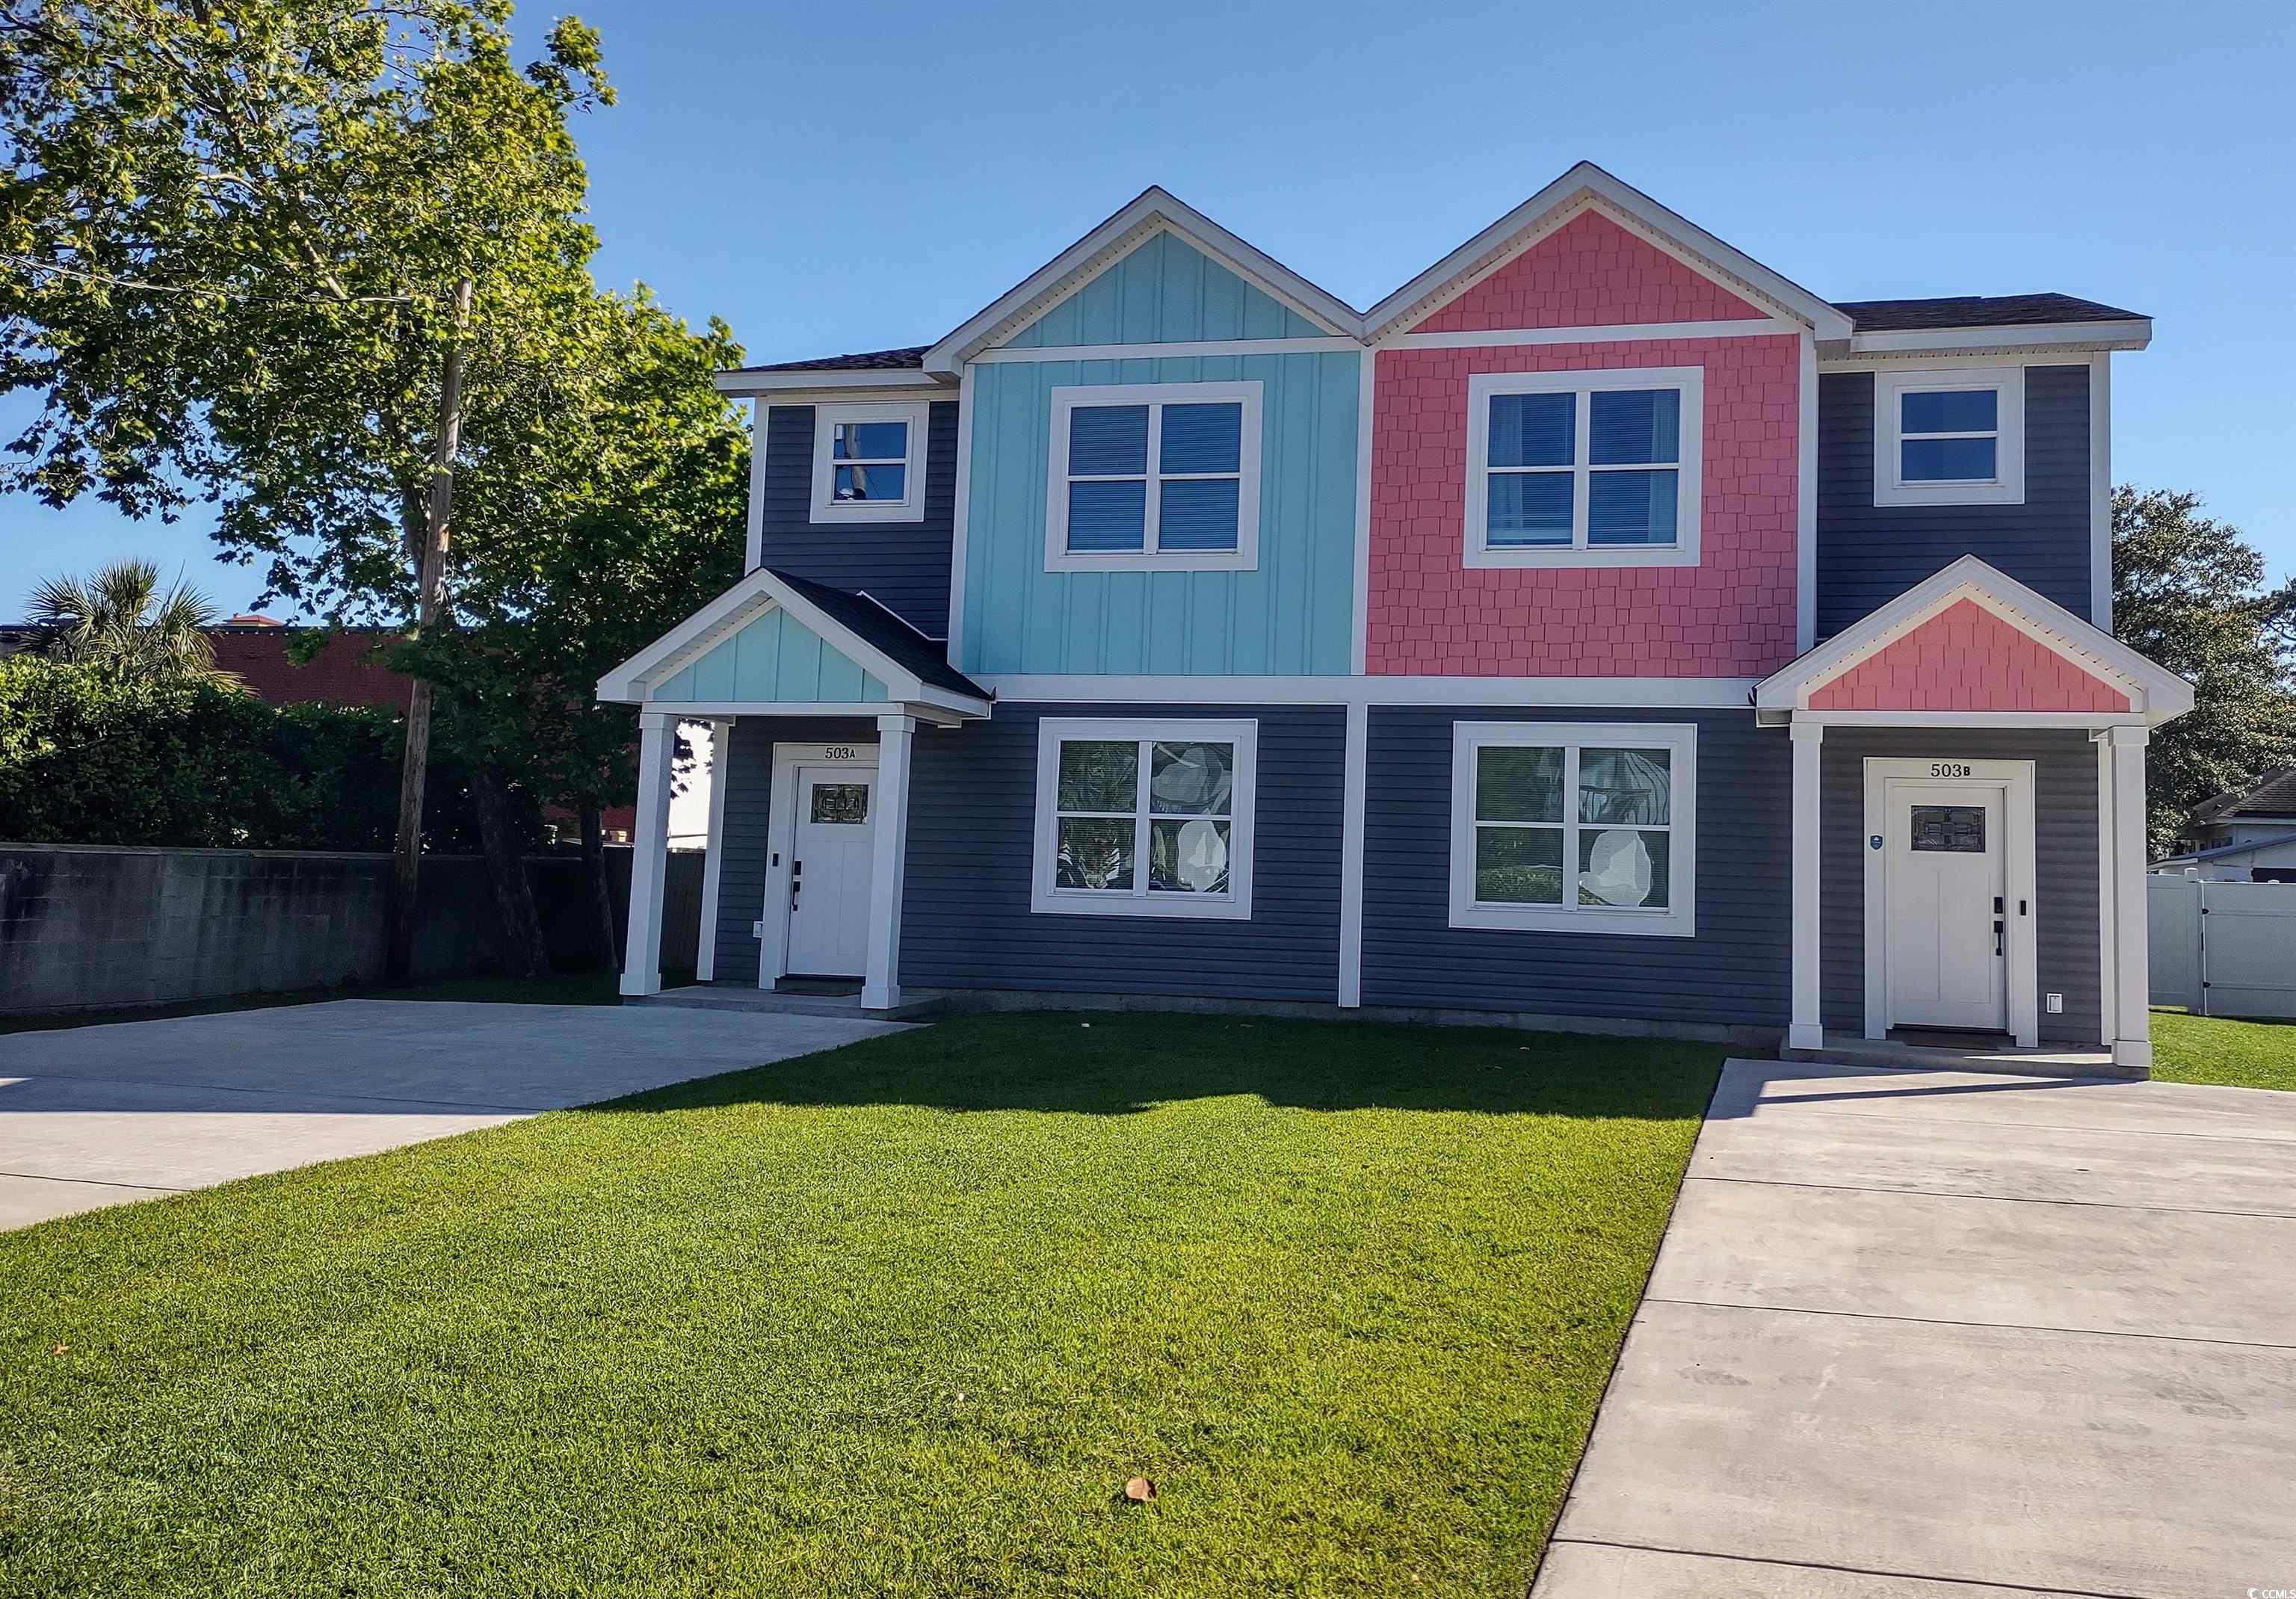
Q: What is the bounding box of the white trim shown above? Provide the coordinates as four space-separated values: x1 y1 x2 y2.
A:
1796 332 1818 653
1753 554 2192 722
1846 320 2151 356
596 565 993 717
809 400 929 524
862 714 915 1009
620 711 676 998
1393 318 1788 350
2106 724 2152 1067
694 716 734 982
1798 709 2147 730
1873 366 2025 507
925 190 1360 374
2094 731 2118 1048
1446 720 1698 938
639 699 969 726
1350 349 1374 675
1043 380 1262 572
1788 722 1823 1049
715 371 951 398
975 673 1762 706
1862 757 2039 1048
2090 353 2114 631
1363 166 1852 343
744 401 769 572
948 364 977 670
760 740 880 989
974 335 1358 362
1339 701 1368 1007
1463 366 1703 569
1030 717 1259 921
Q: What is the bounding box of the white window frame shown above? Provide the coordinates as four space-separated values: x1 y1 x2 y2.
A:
1463 366 1703 569
810 400 929 524
1874 365 2025 507
1447 720 1697 937
1043 381 1262 573
1031 717 1258 920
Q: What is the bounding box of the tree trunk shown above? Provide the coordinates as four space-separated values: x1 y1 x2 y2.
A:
472 764 551 980
580 800 620 974
388 273 476 980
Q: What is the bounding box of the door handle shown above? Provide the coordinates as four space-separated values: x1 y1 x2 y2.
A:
1994 920 2005 957
790 859 802 910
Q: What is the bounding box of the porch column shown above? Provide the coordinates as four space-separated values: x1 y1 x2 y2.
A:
1789 720 1825 1050
2108 723 2152 1068
861 713 916 1012
694 718 735 983
619 710 676 998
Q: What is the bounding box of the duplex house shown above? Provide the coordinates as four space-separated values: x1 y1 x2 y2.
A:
601 163 2190 1068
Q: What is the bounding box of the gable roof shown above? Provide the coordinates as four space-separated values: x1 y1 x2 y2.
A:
596 566 990 718
1362 162 1854 343
921 186 1361 374
2192 765 2296 824
1756 554 2193 722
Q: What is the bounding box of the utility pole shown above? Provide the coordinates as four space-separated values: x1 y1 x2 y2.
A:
388 274 475 980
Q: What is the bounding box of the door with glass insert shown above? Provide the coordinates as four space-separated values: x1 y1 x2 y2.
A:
1885 784 2006 1030
785 764 875 977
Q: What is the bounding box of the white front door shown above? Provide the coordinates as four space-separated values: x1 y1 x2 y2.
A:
1884 783 2008 1031
784 762 877 977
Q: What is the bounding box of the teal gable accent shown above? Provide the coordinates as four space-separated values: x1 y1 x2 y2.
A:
959 350 1360 676
652 605 892 703
1000 231 1333 348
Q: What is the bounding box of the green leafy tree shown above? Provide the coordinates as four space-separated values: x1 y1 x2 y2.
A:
0 0 612 974
2113 486 2296 853
25 557 235 684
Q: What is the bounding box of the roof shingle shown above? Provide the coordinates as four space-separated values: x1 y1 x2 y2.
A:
2192 766 2296 825
1831 293 2145 331
731 346 928 374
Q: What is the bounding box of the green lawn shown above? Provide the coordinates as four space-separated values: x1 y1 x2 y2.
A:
2150 1006 2296 1091
0 1013 1718 1598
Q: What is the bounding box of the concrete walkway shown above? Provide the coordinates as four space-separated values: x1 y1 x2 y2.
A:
0 1000 908 1229
1534 1057 2296 1599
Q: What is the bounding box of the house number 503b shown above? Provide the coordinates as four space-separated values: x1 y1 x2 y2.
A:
1929 761 1972 778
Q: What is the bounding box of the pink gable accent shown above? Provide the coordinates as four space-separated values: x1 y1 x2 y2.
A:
1411 210 1765 333
1366 334 1801 677
1806 600 2134 713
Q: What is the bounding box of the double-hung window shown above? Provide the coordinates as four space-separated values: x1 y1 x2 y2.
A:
1465 367 1703 567
1031 717 1257 919
1873 366 2025 507
1448 721 1697 936
810 400 929 523
1045 382 1262 572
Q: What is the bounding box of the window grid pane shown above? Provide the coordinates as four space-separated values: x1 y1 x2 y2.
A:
1901 436 1997 483
1055 737 1238 903
1474 741 1676 916
1901 389 1997 435
1484 385 1685 551
1065 400 1246 555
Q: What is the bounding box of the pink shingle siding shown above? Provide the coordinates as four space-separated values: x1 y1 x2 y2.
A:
1366 334 1801 677
1410 210 1765 333
1807 599 2133 712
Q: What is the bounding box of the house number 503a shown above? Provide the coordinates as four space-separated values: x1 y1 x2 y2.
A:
824 746 859 760
1929 761 1973 778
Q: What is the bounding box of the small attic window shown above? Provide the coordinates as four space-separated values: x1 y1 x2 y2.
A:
811 402 928 524
1874 368 2025 508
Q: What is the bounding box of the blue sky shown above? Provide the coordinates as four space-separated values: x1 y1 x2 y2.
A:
4 0 2289 616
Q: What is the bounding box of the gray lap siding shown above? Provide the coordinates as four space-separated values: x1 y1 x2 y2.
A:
1819 727 2102 1046
757 401 959 638
898 703 1346 1003
1360 708 1792 1028
709 716 883 986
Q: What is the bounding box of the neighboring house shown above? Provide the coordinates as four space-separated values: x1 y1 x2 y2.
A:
602 161 2191 1068
2158 767 2296 882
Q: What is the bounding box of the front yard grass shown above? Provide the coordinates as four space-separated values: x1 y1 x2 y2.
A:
2150 1005 2296 1091
0 1012 1719 1598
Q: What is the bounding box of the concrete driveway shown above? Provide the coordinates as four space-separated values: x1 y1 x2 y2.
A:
1536 1057 2296 1599
0 1000 908 1229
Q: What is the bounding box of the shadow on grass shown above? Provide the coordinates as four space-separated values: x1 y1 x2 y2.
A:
589 1009 1727 1121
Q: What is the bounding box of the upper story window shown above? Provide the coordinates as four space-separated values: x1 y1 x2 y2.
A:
811 401 929 524
1044 381 1262 572
1873 366 2025 507
1030 717 1258 920
1447 720 1697 938
1464 367 1703 569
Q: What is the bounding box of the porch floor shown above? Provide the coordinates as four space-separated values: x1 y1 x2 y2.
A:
1785 1028 2135 1080
627 982 946 1023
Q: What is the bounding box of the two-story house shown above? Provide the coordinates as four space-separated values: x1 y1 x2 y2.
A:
600 163 2190 1070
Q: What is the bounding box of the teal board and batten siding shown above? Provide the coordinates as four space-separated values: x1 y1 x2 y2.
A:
997 229 1333 348
649 605 891 705
960 351 1361 675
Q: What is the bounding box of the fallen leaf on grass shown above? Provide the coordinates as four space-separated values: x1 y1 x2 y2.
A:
1122 1476 1156 1503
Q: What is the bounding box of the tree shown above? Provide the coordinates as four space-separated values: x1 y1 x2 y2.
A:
25 557 235 684
2113 486 2296 853
0 0 612 975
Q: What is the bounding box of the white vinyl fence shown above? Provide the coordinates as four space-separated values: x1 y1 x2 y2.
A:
2149 874 2296 1019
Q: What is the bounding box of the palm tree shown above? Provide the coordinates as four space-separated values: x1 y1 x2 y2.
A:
26 559 237 685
